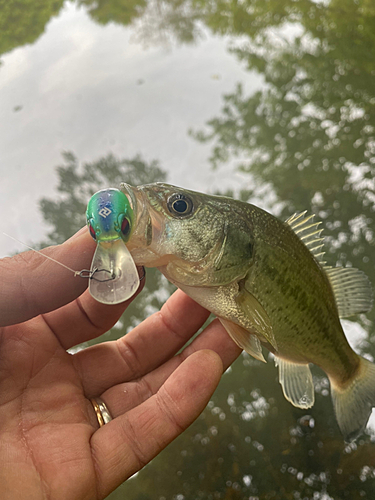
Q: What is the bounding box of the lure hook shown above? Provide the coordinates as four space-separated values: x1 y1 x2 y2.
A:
75 268 115 282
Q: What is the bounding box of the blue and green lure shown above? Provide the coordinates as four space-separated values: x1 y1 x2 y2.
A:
86 188 140 304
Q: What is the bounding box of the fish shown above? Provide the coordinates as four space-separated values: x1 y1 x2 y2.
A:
86 183 374 442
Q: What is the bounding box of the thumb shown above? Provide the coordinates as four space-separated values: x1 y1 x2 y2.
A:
0 228 96 326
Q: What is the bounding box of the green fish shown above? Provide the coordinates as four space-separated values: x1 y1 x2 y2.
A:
89 183 374 442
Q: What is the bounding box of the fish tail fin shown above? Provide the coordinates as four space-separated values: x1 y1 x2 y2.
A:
330 356 375 442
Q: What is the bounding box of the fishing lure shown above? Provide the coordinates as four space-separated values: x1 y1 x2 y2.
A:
86 188 140 304
4 189 139 305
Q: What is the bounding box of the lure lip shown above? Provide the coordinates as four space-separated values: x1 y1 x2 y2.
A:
88 238 140 304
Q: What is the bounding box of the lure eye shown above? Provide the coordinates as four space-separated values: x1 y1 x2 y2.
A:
121 217 130 237
167 193 194 217
89 223 97 240
118 214 132 242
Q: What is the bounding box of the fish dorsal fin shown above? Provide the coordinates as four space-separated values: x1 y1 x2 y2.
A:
285 211 326 263
219 318 266 363
286 212 373 317
325 266 373 317
274 356 314 409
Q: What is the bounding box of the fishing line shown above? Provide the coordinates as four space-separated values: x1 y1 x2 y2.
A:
2 232 114 282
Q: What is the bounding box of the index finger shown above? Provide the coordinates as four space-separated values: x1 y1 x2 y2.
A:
0 228 96 326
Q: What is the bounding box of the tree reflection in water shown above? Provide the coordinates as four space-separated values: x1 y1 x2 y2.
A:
3 0 375 497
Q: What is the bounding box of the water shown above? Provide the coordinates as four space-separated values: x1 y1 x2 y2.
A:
0 1 260 257
1 0 375 498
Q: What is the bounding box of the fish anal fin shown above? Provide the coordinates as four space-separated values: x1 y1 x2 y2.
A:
324 266 373 317
275 356 314 409
237 288 277 350
219 318 266 363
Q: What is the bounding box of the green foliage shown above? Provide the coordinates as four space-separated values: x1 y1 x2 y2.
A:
0 0 149 61
76 0 147 26
0 0 204 59
186 4 375 493
0 0 64 57
192 0 375 309
137 0 205 45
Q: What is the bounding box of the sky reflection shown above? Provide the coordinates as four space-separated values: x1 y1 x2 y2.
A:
0 2 262 257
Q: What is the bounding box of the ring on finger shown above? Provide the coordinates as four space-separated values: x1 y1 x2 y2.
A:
91 397 112 427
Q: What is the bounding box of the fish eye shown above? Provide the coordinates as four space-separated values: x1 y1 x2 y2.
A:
167 193 194 217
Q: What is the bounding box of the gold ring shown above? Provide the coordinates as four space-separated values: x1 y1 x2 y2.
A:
91 397 112 427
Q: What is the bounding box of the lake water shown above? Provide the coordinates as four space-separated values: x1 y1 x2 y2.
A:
0 1 262 257
1 1 375 498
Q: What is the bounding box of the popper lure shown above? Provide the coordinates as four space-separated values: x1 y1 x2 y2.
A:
86 188 140 304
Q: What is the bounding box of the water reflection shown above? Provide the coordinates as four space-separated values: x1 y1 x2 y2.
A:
2 0 375 499
123 1 375 498
192 0 375 294
0 0 64 56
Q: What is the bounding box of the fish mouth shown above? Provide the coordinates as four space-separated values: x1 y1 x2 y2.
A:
120 183 151 228
120 183 140 218
120 182 168 265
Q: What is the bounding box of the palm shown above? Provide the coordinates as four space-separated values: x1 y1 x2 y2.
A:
1 315 98 499
0 230 241 500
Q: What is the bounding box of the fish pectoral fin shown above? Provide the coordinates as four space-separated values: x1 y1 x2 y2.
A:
324 266 373 317
275 356 314 409
236 289 277 350
219 318 266 363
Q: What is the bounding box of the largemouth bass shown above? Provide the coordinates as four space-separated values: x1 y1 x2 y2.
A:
86 183 374 442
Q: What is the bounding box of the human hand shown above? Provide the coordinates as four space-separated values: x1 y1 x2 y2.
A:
0 229 241 500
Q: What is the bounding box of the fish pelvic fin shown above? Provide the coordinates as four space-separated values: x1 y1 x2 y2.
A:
330 356 375 442
219 318 266 363
275 356 314 409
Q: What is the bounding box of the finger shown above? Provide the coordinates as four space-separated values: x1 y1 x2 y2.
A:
90 350 223 498
41 269 146 350
0 228 96 326
100 318 242 417
73 290 210 396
